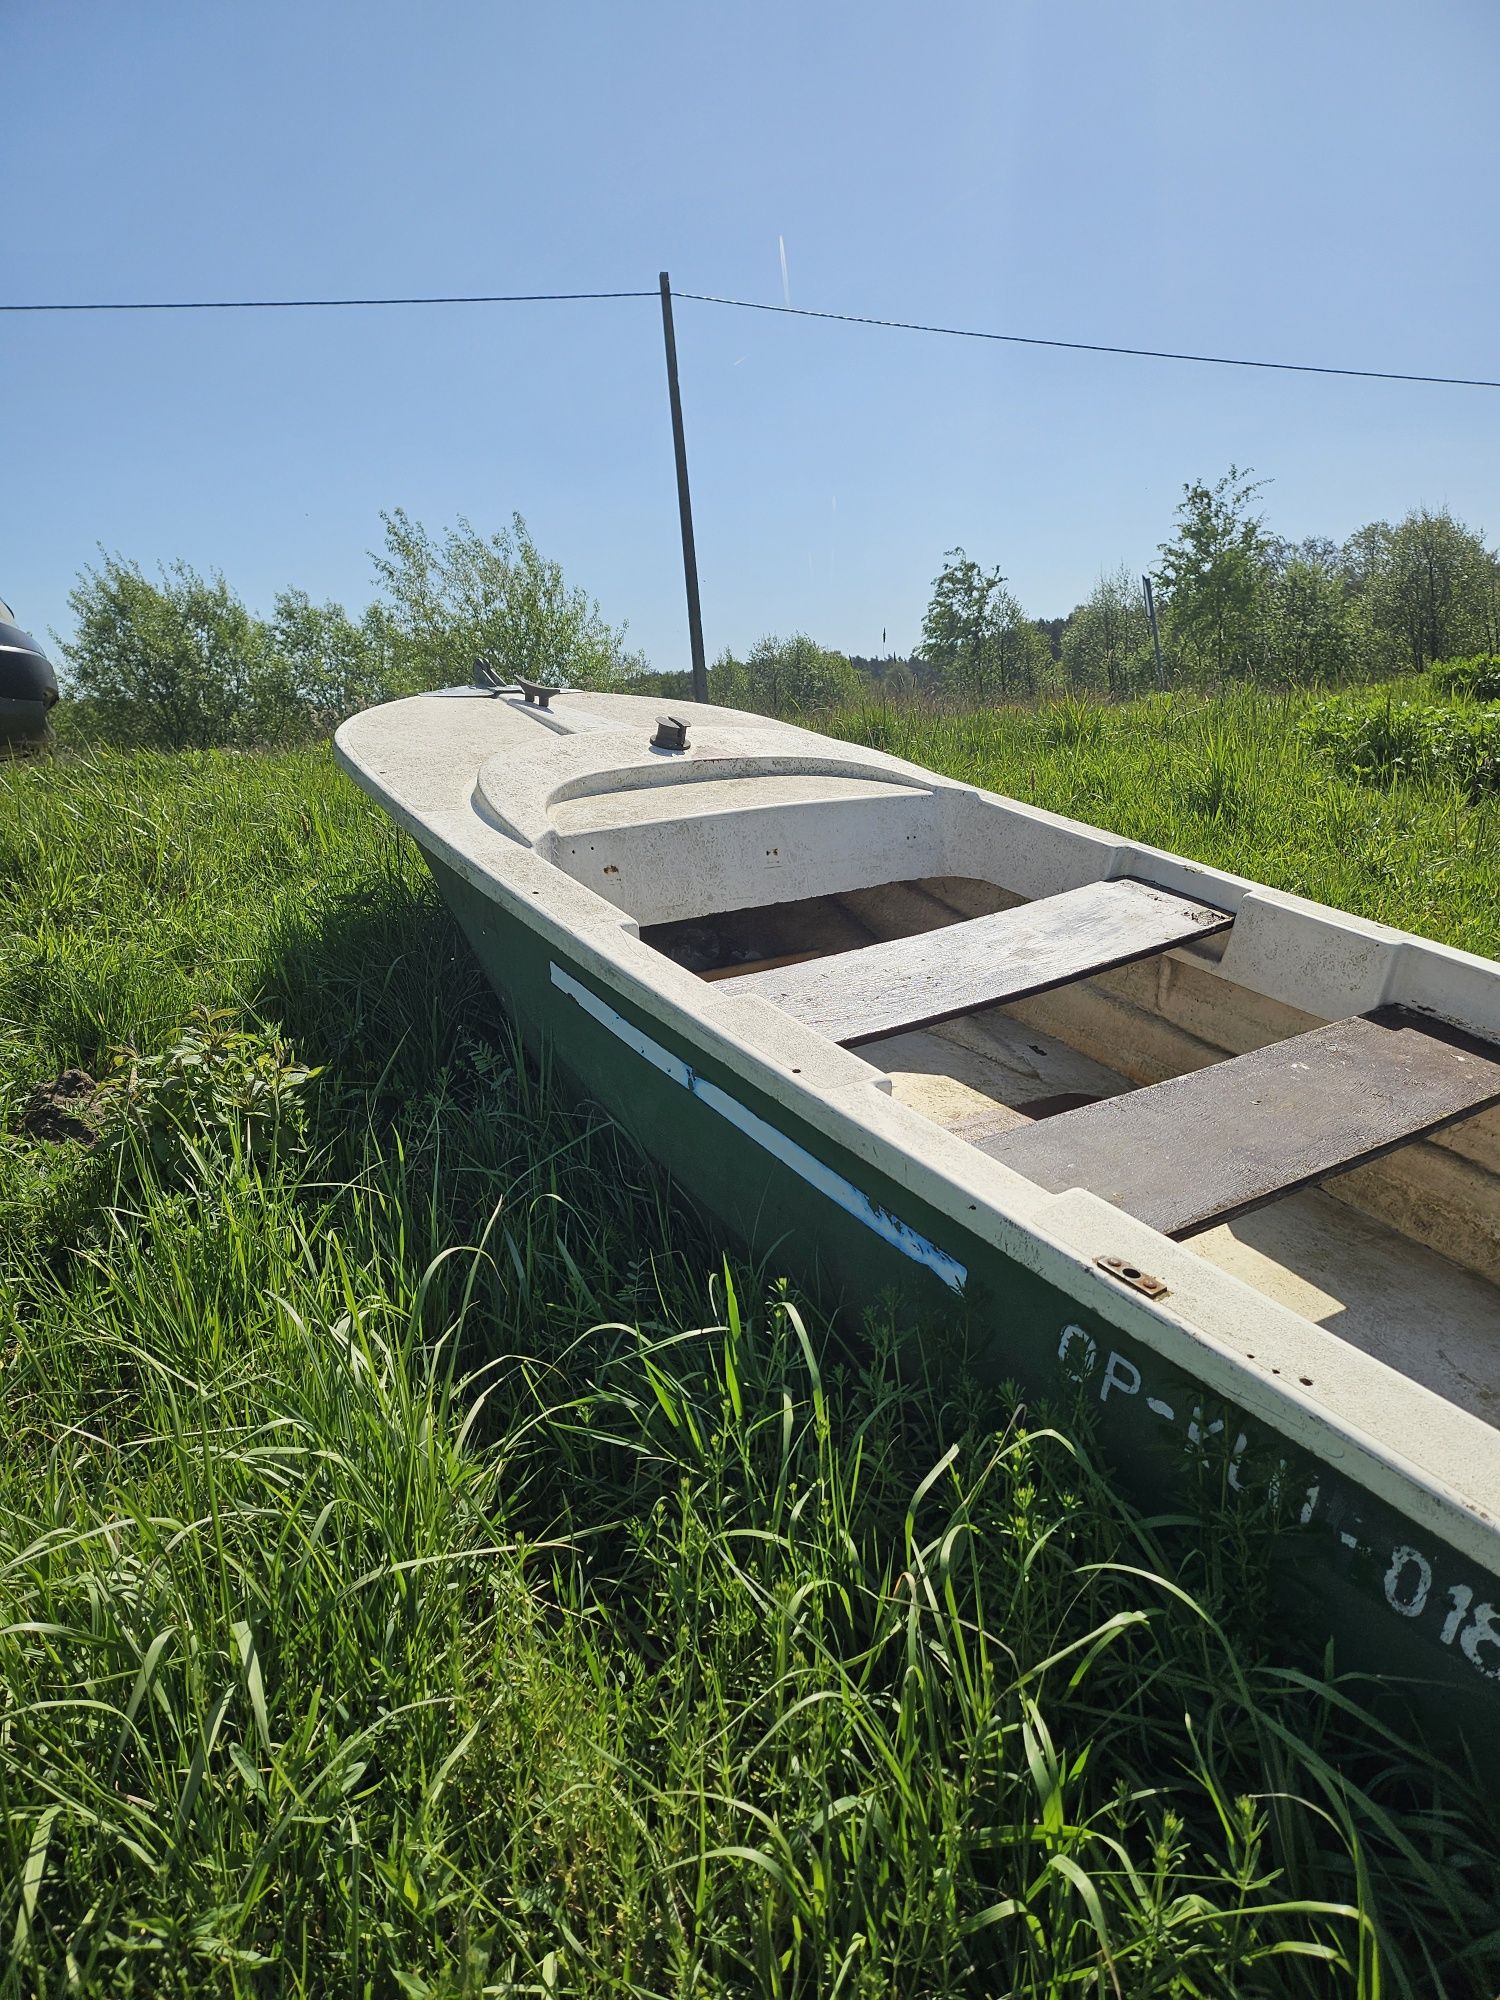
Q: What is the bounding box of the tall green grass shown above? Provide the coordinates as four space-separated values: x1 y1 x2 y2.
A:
2 742 1498 1995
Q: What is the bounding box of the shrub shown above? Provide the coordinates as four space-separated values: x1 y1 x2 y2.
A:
1432 652 1500 702
1300 692 1500 800
709 633 861 714
97 1007 320 1182
57 516 643 752
372 509 644 692
60 557 298 751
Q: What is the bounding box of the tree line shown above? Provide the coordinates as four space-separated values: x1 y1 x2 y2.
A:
913 472 1500 706
45 471 1500 748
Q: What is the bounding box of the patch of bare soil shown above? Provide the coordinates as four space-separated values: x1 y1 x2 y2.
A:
18 1070 101 1147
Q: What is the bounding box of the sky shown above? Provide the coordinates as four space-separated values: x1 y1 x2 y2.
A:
5 0 1499 673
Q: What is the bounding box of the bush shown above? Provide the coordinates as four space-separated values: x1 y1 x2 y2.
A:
56 515 643 752
1432 652 1500 702
97 1007 320 1183
60 557 300 751
709 633 861 714
371 509 644 692
1300 691 1500 799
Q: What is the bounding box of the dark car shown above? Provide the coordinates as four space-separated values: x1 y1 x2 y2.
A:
0 597 59 754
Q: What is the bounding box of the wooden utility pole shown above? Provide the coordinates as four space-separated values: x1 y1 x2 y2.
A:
659 272 708 702
1142 574 1166 691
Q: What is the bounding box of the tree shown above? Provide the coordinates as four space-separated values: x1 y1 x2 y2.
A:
1347 508 1500 672
1060 567 1153 696
1155 467 1271 683
1261 549 1372 685
59 555 290 749
370 509 643 691
920 549 1048 701
709 633 860 715
1007 619 1057 698
269 590 399 729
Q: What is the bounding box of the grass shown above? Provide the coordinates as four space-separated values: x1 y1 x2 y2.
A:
2 727 1499 1996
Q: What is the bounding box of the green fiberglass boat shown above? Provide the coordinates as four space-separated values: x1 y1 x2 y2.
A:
337 679 1500 1757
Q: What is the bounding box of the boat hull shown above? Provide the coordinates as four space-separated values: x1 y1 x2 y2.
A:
0 697 53 755
0 621 59 756
425 846 1500 1760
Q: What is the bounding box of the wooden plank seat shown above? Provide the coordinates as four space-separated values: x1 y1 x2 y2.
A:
732 877 1233 1047
981 1006 1500 1238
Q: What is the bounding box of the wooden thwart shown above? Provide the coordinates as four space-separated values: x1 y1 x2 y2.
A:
982 1006 1500 1238
732 876 1232 1047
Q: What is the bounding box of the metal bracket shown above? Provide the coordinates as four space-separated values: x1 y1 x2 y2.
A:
472 659 558 708
1095 1255 1169 1300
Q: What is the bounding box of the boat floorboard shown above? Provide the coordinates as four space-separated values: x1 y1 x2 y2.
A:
981 1006 1500 1237
733 877 1232 1045
875 1010 1500 1425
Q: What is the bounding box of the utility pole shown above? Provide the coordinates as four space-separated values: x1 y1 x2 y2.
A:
1142 574 1166 692
659 273 708 703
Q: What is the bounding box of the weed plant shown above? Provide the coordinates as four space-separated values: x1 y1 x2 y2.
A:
1432 655 1500 704
2 744 1498 1994
1300 691 1500 803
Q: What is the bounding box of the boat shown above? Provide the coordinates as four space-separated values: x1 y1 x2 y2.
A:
0 598 59 756
336 676 1500 1754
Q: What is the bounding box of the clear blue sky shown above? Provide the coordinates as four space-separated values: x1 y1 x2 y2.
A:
6 0 1498 672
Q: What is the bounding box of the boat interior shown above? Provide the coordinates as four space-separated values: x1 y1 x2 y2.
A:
636 870 1500 1426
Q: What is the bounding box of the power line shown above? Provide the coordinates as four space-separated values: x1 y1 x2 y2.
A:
2 279 1496 390
0 289 657 312
673 291 1500 391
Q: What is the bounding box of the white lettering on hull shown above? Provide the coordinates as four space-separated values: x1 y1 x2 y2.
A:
1054 1325 1500 1682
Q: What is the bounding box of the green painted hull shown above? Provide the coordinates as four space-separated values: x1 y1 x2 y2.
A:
428 852 1500 1761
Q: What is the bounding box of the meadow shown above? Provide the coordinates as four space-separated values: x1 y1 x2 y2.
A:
3 684 1500 1997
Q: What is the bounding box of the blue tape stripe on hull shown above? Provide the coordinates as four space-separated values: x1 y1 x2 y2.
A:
550 961 968 1293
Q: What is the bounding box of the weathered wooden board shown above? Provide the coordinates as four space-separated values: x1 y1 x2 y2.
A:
983 1006 1500 1237
733 877 1232 1047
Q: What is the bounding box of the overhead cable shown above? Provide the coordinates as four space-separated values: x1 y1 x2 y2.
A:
2 282 1496 390
673 291 1500 391
0 289 657 312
